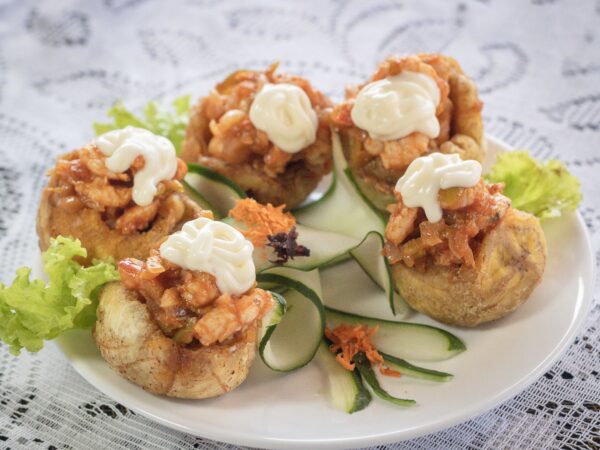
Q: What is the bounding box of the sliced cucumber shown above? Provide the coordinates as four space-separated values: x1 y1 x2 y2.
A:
380 352 453 382
256 267 325 371
344 166 394 214
349 231 408 316
315 340 371 413
294 132 385 239
353 352 416 407
182 179 214 212
293 172 336 213
257 291 287 354
343 168 389 220
325 308 466 362
248 224 407 318
185 163 245 218
253 224 357 273
278 225 356 270
321 259 409 320
222 217 357 273
338 128 394 214
292 132 402 315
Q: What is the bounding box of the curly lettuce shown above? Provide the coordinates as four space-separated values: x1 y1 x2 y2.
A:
0 237 119 355
487 151 582 220
93 95 191 154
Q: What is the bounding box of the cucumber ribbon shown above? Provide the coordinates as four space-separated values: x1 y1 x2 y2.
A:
184 131 409 318
182 132 465 414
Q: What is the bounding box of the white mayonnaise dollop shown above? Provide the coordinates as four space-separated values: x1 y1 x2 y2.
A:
351 71 441 141
249 83 318 153
159 217 255 296
395 153 482 223
95 126 178 206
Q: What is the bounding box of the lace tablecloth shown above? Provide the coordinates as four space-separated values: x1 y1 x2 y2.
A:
0 0 598 448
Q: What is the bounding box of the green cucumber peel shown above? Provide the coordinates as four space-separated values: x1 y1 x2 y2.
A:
186 163 246 197
325 307 466 362
182 179 214 213
315 340 371 413
353 352 416 407
348 231 408 316
256 268 325 371
380 352 453 382
294 132 385 238
292 171 337 215
343 167 388 222
252 224 357 273
257 291 287 357
184 163 245 218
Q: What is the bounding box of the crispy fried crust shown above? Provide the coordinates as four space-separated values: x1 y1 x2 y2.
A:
195 153 323 209
93 282 257 399
37 189 201 264
392 209 547 327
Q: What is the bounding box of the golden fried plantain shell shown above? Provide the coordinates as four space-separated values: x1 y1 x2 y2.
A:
194 154 323 209
93 282 257 399
393 209 547 327
37 190 201 264
182 100 326 209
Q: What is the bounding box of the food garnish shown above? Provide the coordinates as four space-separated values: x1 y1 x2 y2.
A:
159 216 256 296
229 198 296 247
395 152 482 223
94 96 191 154
487 151 582 220
118 247 271 346
20 53 576 412
95 126 181 206
351 71 441 141
325 324 400 377
181 64 333 209
0 236 119 355
249 82 319 153
353 352 416 407
266 227 310 264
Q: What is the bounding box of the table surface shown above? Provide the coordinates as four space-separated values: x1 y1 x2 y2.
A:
0 0 598 449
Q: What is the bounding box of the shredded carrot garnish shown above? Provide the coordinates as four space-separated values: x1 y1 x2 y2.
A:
325 324 401 377
229 198 296 247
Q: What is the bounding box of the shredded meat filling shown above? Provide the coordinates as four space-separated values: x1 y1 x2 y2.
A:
118 250 273 347
384 182 510 269
49 146 188 234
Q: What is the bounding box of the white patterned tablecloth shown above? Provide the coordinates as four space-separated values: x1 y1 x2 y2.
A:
0 0 598 449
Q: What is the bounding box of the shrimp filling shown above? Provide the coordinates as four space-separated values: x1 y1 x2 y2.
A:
47 146 188 234
118 250 273 347
384 181 510 269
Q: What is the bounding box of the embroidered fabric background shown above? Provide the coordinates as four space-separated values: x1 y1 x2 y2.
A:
0 0 598 448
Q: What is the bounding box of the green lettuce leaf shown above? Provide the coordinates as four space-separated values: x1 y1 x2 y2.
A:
486 151 582 220
0 236 119 355
93 95 192 154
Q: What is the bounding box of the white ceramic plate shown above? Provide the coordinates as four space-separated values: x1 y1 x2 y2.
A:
54 137 595 449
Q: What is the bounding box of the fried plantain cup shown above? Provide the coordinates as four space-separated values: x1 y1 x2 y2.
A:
94 250 273 399
93 282 258 399
385 183 546 327
182 64 333 209
393 209 546 327
332 54 484 210
37 146 202 264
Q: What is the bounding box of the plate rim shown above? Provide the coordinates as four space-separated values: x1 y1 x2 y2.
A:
55 135 596 449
